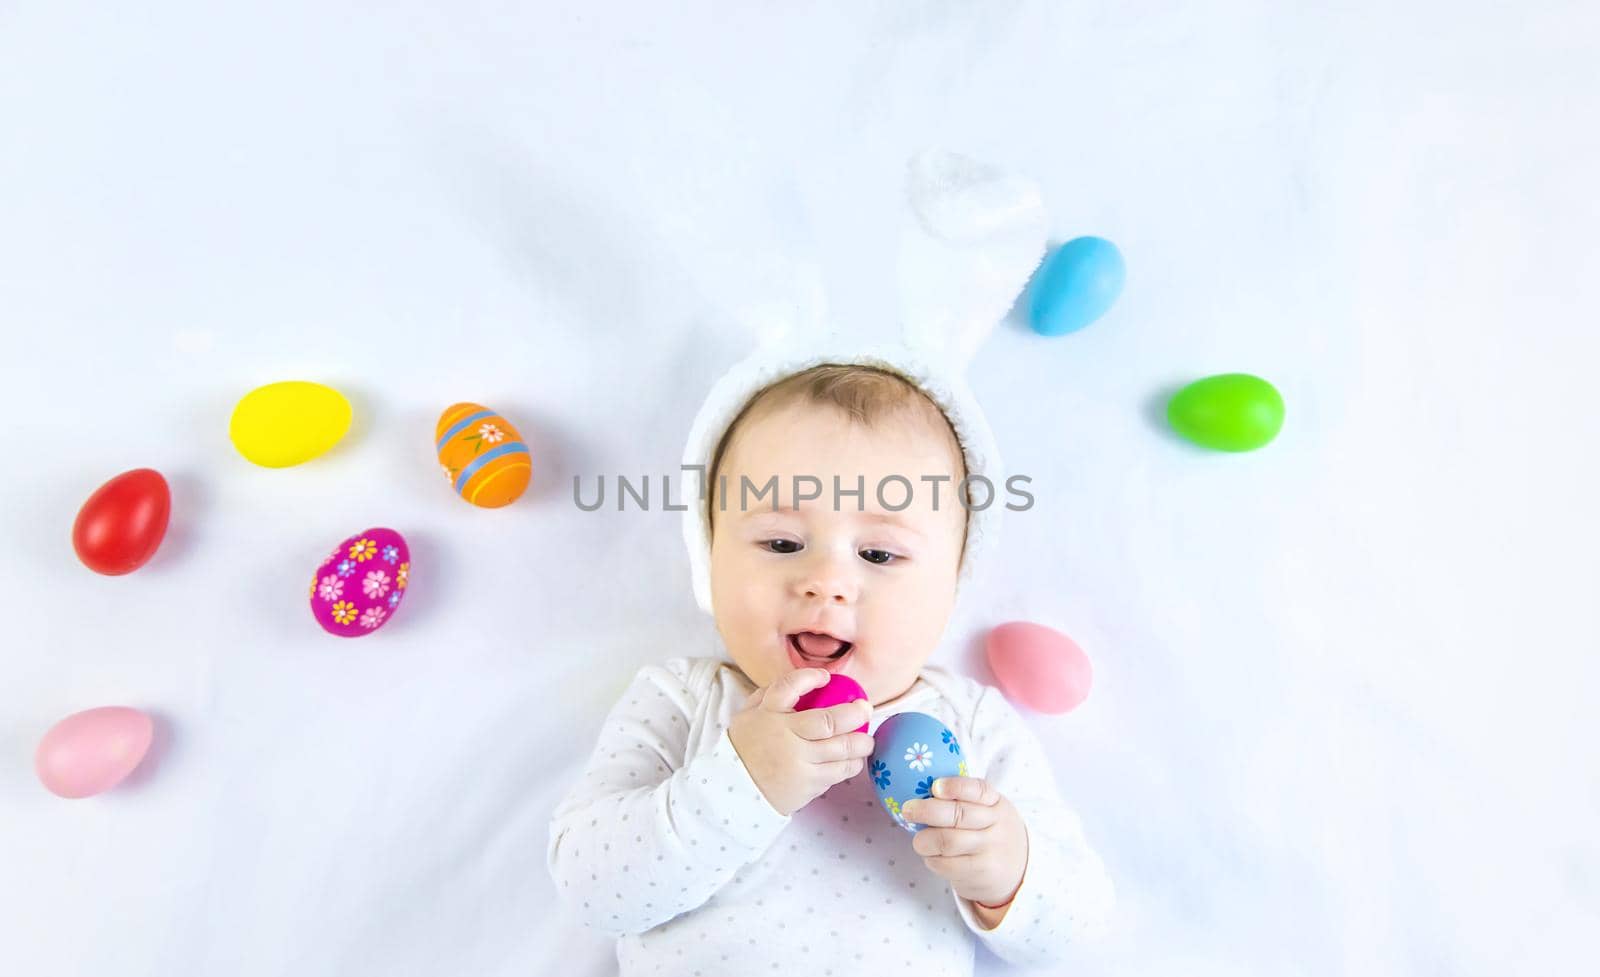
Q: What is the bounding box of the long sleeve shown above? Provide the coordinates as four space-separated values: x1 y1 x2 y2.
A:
952 684 1116 966
546 657 792 937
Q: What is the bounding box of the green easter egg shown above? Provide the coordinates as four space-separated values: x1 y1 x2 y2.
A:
1166 374 1284 451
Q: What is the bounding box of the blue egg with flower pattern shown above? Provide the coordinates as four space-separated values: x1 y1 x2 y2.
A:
868 711 967 833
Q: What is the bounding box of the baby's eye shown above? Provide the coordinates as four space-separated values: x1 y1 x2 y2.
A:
859 549 898 565
762 539 802 554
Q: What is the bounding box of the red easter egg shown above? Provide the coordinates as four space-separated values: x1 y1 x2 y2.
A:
985 621 1093 714
71 469 171 575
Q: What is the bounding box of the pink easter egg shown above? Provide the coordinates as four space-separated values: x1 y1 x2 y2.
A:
35 705 155 798
310 527 410 637
794 673 870 734
985 621 1093 714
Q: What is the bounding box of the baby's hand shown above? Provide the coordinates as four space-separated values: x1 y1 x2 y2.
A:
728 668 875 817
902 777 1029 914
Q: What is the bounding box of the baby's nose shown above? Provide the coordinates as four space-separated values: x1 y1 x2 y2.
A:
795 548 861 603
801 570 857 604
804 583 850 603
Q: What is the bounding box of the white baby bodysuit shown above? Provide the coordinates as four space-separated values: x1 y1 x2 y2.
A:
546 656 1115 975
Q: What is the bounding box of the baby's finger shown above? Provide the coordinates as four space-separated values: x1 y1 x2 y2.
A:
806 731 875 764
760 668 832 713
813 757 866 784
791 699 871 740
900 796 1001 831
917 853 982 881
912 827 985 858
928 776 1001 806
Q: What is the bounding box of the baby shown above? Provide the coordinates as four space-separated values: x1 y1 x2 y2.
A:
548 363 1114 975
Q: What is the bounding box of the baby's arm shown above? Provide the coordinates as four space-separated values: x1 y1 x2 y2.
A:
955 685 1116 965
546 658 791 937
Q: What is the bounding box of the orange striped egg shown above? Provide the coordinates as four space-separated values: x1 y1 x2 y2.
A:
435 403 532 508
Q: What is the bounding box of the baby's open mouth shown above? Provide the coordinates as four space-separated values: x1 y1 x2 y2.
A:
788 631 853 663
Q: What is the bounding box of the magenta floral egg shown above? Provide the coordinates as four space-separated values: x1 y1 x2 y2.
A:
309 528 410 637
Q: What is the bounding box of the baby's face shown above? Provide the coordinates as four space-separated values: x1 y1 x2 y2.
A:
708 400 966 704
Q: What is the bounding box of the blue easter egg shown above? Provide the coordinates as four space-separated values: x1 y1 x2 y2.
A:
1029 236 1125 336
868 711 967 833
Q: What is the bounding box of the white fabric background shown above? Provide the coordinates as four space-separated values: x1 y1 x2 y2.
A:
2 2 1596 975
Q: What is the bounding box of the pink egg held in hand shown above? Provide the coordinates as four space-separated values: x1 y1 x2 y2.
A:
35 705 155 798
794 673 870 733
986 621 1093 714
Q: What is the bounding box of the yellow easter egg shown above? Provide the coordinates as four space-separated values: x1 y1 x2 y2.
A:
229 381 352 467
435 403 531 508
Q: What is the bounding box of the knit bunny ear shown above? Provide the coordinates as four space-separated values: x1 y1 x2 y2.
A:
897 151 1049 368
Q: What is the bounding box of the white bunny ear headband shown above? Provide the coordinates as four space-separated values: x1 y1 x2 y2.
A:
680 150 1049 616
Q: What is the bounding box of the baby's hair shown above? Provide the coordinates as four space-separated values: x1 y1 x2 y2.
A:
706 362 970 563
